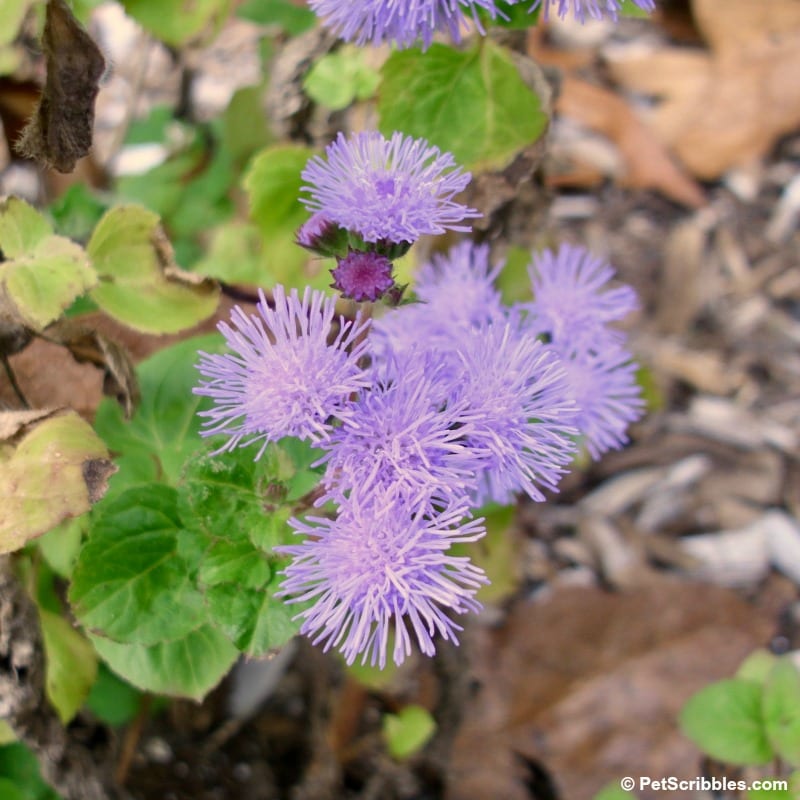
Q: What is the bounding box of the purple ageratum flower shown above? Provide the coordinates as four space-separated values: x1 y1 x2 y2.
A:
526 243 638 346
414 241 505 328
308 0 501 49
277 491 488 667
300 131 480 246
194 286 370 456
451 319 579 504
370 241 507 383
332 251 395 302
317 355 480 510
556 339 644 459
530 0 655 23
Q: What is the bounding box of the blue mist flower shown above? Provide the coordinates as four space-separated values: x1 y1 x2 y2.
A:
370 241 506 384
526 243 638 346
332 251 395 302
451 319 579 504
300 131 480 246
414 241 505 328
277 491 488 667
317 355 481 510
309 0 502 49
194 286 371 456
530 0 655 23
556 339 643 459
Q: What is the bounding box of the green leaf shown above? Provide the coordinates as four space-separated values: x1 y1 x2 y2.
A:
237 0 315 33
0 743 62 800
177 443 307 655
87 205 219 334
38 608 98 724
204 582 297 656
90 624 237 701
0 412 110 555
383 705 436 760
192 221 266 284
737 649 778 685
222 85 272 164
48 184 108 242
0 196 55 258
680 679 773 766
119 0 231 46
178 442 308 551
199 539 272 588
495 245 533 305
70 485 207 645
86 663 144 726
243 144 325 288
379 40 548 171
93 333 227 493
37 516 86 579
763 658 800 767
0 198 96 331
304 46 381 111
0 721 15 746
452 503 517 602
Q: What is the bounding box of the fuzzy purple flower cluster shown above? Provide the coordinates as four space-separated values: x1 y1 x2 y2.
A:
308 0 656 49
194 241 643 668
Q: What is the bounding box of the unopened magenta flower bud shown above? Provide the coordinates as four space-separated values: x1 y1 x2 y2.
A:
295 212 348 257
332 251 395 302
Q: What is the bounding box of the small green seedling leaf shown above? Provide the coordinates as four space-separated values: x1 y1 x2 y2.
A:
304 47 380 111
0 411 111 554
39 608 98 724
762 658 800 767
87 205 219 334
379 41 548 171
0 198 96 330
90 624 238 701
680 679 773 766
737 649 778 685
383 705 436 760
70 485 207 646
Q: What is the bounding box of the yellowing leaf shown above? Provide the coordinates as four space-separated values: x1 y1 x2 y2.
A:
88 206 220 334
0 198 97 330
0 411 112 554
39 608 98 724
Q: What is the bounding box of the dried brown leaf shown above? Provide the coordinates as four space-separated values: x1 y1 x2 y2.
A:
556 77 706 207
449 578 773 800
45 320 139 419
608 0 800 178
15 0 106 173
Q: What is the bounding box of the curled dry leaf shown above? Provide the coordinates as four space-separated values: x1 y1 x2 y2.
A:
607 0 800 178
0 409 115 554
555 77 706 207
45 319 140 419
15 0 106 173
